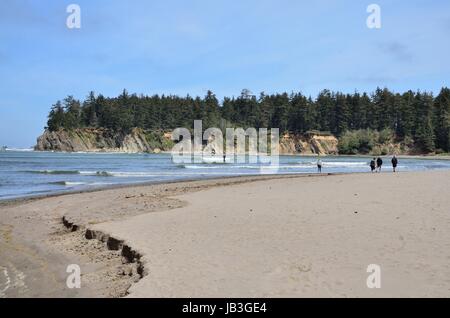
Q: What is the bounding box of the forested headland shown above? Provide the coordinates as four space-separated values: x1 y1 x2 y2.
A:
44 87 450 155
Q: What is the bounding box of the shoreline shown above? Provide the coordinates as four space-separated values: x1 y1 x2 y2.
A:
3 161 450 205
0 172 339 207
9 148 450 159
2 170 450 297
3 151 450 205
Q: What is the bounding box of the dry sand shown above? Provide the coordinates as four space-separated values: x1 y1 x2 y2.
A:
1 171 450 297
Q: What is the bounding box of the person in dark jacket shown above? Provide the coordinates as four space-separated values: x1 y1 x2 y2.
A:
370 158 376 173
391 155 398 172
376 157 383 172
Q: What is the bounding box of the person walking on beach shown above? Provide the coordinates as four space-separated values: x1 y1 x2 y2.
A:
376 157 383 172
317 158 322 173
391 155 398 172
370 158 376 173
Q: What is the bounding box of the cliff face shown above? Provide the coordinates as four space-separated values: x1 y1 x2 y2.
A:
279 133 338 155
35 128 172 153
35 128 339 155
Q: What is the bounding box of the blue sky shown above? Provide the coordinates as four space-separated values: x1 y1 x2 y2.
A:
1 0 449 147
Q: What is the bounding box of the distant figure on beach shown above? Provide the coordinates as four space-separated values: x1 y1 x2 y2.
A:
317 158 322 173
223 154 226 163
376 157 383 172
391 155 398 172
370 158 376 173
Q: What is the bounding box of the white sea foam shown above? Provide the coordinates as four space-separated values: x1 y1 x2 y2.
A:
79 171 158 177
317 161 369 167
4 148 34 152
64 182 86 186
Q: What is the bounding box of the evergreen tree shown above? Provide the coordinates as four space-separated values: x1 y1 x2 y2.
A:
256 93 271 128
397 90 415 138
413 92 435 152
204 90 221 128
47 101 65 131
62 96 82 129
270 93 290 133
305 96 319 131
433 87 450 152
316 90 334 132
82 91 98 127
334 92 351 135
289 93 307 133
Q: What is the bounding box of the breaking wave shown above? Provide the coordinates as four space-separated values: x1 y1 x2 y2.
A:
24 170 81 175
49 181 87 186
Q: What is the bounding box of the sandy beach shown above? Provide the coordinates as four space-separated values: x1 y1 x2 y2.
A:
1 171 450 297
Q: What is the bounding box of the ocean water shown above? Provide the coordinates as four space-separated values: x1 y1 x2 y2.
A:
1 150 450 200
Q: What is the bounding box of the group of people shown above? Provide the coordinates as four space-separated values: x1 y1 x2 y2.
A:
369 155 398 173
316 155 399 173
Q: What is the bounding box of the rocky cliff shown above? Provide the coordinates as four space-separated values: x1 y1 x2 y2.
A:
279 133 338 155
35 128 339 155
35 128 173 153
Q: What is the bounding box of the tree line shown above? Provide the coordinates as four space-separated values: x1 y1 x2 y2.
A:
46 87 450 153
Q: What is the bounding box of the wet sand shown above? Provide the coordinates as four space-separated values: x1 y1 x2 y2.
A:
1 171 450 297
